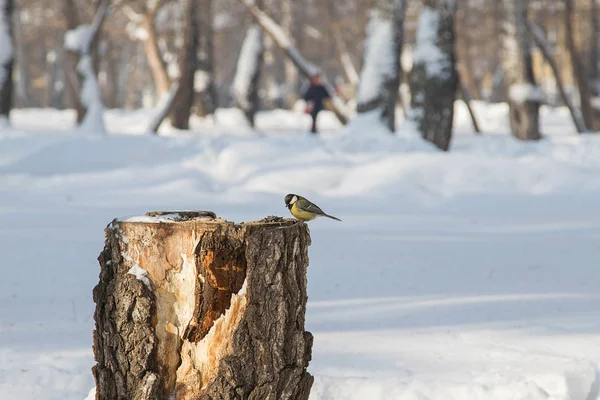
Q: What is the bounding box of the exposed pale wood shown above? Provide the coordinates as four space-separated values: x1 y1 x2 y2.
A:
93 212 313 400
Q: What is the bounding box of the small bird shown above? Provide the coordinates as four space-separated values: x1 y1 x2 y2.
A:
284 193 341 222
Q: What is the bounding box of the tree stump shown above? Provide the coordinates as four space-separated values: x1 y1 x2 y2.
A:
92 211 314 400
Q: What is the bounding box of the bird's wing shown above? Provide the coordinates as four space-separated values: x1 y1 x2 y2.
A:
296 199 326 215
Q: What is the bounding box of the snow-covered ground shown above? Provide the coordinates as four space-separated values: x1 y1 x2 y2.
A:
1 102 600 399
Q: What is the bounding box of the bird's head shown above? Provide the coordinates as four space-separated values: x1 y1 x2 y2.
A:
284 194 299 209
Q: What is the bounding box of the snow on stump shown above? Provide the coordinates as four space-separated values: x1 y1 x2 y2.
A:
92 211 314 400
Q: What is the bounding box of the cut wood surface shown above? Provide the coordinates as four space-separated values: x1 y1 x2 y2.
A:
92 211 313 400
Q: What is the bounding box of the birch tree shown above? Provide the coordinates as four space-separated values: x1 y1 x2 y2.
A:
410 0 458 150
501 0 541 140
355 0 404 132
232 26 263 126
63 0 109 133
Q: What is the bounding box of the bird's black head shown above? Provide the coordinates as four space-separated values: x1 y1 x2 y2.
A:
284 193 298 209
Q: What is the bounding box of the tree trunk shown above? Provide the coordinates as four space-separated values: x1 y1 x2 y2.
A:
526 20 587 133
501 0 541 141
564 0 596 131
410 0 458 150
356 0 404 132
142 15 171 99
62 0 85 120
170 0 197 130
457 74 481 134
282 0 298 108
589 0 600 95
0 0 13 119
93 212 314 400
194 0 217 117
233 25 263 127
64 0 109 132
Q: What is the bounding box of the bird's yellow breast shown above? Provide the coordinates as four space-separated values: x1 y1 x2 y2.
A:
290 203 317 221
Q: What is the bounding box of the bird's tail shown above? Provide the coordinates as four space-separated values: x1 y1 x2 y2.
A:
324 214 342 221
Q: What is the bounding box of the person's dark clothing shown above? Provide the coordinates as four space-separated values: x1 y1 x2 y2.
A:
303 83 330 133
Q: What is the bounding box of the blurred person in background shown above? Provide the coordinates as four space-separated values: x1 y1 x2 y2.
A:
303 74 330 134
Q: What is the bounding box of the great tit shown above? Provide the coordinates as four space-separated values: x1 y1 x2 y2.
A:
284 194 341 222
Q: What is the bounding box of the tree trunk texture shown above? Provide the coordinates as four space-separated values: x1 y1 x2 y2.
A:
170 0 198 130
194 0 217 117
501 0 541 140
564 0 596 131
93 212 314 400
526 20 587 133
356 0 404 132
410 0 458 150
0 0 13 118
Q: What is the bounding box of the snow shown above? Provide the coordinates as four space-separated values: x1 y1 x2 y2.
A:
0 0 12 87
193 70 209 92
356 14 394 105
413 7 452 79
77 56 106 134
232 26 263 110
509 83 544 104
2 103 600 399
124 255 151 288
64 25 94 54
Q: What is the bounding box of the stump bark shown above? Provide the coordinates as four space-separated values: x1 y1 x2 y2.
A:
92 212 313 400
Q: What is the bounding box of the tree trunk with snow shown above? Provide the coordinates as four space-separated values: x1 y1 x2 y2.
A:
0 0 13 119
233 25 263 127
64 0 109 133
500 0 541 141
170 0 198 130
92 212 314 400
564 0 596 131
238 0 349 124
410 0 458 151
356 0 404 132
